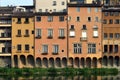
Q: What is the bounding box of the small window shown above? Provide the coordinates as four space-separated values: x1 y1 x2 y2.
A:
103 19 107 24
17 44 21 51
109 45 113 53
17 30 21 36
82 31 87 38
42 45 48 53
88 44 96 53
95 17 98 22
45 9 48 12
93 30 98 37
114 19 119 24
39 9 42 12
115 33 120 39
82 25 87 30
76 7 80 12
36 29 41 38
48 29 53 38
17 18 21 23
88 17 91 22
36 16 41 22
53 9 56 12
114 45 118 53
114 12 119 16
109 33 113 39
53 1 56 6
109 19 113 24
76 16 80 22
110 12 114 16
104 12 108 16
104 33 107 39
95 8 98 12
59 29 65 37
48 16 53 22
24 18 29 23
59 16 64 21
53 45 59 53
104 45 108 53
25 44 29 51
88 8 91 13
70 25 74 30
61 1 65 5
25 30 29 36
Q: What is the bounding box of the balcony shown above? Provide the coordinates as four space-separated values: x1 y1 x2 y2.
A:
0 34 11 40
0 20 12 27
80 37 87 41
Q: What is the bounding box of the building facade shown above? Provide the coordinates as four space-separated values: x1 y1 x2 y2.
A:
12 7 35 68
102 6 120 69
35 12 68 68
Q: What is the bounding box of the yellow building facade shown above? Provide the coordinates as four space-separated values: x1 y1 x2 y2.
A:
12 12 35 68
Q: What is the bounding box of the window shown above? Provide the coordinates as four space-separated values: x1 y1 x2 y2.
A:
45 9 48 12
70 25 74 30
48 16 53 22
73 43 82 53
88 17 91 22
25 44 29 51
24 18 29 23
88 44 96 53
48 29 53 38
69 31 75 37
103 19 107 24
68 16 71 21
95 17 98 22
53 9 56 12
110 12 114 16
104 12 108 16
114 12 119 16
104 33 107 39
76 7 80 12
95 8 98 12
114 45 118 53
114 19 119 24
76 16 80 22
115 33 120 39
88 8 91 13
109 33 113 39
109 19 113 24
17 30 21 36
36 16 41 21
82 25 87 30
25 30 29 36
61 1 65 5
53 45 59 53
104 45 108 53
82 31 87 38
17 44 21 51
39 9 42 12
59 16 64 21
53 1 56 6
109 45 113 53
59 29 65 38
93 30 98 37
42 45 48 53
36 29 41 38
17 18 21 23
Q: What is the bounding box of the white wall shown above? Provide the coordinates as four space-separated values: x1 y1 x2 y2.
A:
35 0 67 12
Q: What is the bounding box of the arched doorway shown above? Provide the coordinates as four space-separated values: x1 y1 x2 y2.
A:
69 57 73 67
36 58 42 67
103 56 108 66
55 58 61 68
92 57 97 68
27 55 34 67
14 55 18 68
20 55 26 67
75 57 79 68
49 58 54 68
86 57 91 68
115 56 119 67
43 58 48 68
81 58 85 68
109 56 113 67
62 57 67 68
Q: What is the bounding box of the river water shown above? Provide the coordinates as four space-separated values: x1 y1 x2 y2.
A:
0 74 120 80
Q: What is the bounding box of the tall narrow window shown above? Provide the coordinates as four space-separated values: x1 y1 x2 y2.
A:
53 45 59 54
59 16 64 21
88 44 96 53
25 44 29 51
59 29 65 38
88 8 91 13
109 33 113 39
73 43 82 53
53 1 56 6
76 16 80 22
25 30 29 37
76 7 80 12
104 45 108 53
95 8 98 12
17 44 21 51
88 17 91 22
104 33 107 39
95 17 98 22
109 45 113 53
24 18 29 23
17 30 21 37
48 29 53 38
42 45 48 53
36 29 41 38
114 45 118 53
17 18 21 24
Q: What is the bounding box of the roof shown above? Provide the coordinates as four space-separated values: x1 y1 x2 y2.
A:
12 12 34 17
35 12 67 16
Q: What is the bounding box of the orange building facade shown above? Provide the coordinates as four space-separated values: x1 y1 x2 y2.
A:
35 12 68 68
67 4 102 68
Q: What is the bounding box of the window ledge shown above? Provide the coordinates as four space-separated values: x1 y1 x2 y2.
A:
58 36 65 39
80 37 87 41
24 51 29 53
35 36 41 39
41 52 48 55
16 35 22 37
47 36 53 39
52 52 58 55
93 36 98 38
16 22 21 24
24 35 30 37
